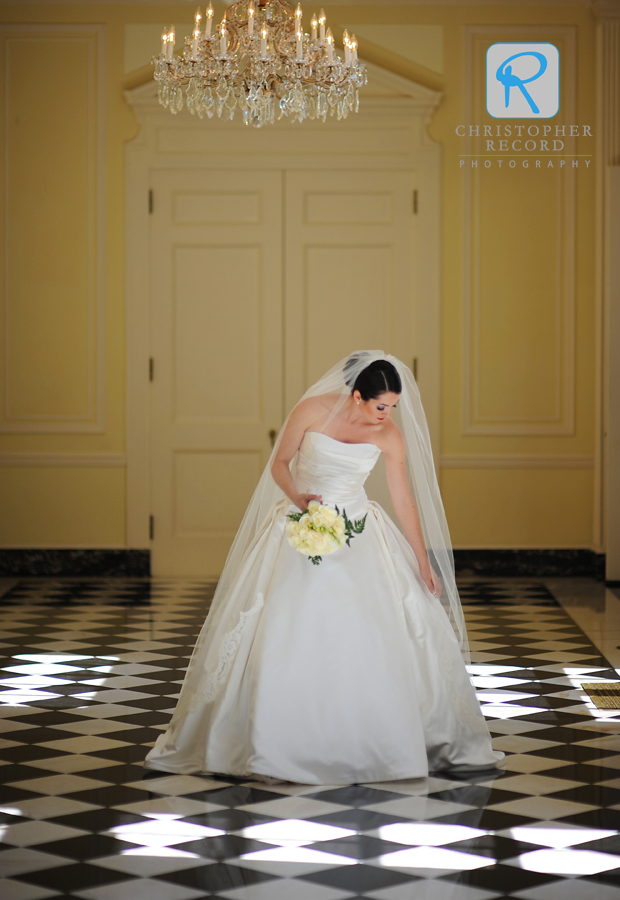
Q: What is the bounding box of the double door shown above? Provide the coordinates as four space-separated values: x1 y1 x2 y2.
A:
150 167 416 575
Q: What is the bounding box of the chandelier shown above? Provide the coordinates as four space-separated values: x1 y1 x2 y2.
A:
153 1 367 128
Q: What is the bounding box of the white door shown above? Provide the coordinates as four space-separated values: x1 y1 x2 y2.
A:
149 169 283 576
284 169 417 516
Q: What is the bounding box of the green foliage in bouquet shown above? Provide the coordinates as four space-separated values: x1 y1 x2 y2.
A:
286 504 367 565
338 505 368 547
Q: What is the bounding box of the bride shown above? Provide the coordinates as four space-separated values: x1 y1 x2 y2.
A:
145 350 504 784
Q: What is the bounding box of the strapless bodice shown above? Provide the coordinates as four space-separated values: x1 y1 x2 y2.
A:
294 431 380 516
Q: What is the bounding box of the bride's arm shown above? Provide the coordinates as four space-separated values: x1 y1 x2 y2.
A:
271 400 323 511
383 426 442 598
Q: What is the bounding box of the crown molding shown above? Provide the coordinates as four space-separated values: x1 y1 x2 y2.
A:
0 0 598 5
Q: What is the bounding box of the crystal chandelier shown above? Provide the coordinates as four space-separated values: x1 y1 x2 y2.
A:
153 1 367 128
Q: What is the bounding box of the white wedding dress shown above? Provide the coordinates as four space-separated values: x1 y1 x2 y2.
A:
145 431 503 784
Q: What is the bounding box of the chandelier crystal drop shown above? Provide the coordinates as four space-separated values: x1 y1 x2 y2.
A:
153 1 367 127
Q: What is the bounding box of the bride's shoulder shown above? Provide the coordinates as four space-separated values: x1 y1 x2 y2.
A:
294 393 341 421
302 392 341 408
377 419 405 455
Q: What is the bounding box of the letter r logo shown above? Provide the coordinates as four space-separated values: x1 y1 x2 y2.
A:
486 43 559 118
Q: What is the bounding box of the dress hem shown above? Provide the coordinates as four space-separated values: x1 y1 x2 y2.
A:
144 757 508 785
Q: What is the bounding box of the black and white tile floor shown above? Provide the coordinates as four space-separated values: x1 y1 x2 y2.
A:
2 577 620 899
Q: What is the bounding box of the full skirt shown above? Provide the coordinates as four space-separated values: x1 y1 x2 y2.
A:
144 501 504 784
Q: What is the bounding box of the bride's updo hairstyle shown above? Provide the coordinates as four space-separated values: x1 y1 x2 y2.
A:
344 354 402 401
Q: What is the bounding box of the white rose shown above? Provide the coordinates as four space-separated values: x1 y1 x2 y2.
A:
311 510 329 529
286 525 301 547
322 533 337 554
322 506 338 524
307 531 323 552
319 533 333 554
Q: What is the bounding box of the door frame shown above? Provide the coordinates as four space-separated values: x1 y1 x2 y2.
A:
124 62 443 551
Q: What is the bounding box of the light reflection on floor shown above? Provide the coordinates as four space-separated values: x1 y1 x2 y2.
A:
1 577 620 899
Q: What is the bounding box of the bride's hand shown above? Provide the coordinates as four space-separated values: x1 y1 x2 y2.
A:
421 564 442 599
295 493 322 511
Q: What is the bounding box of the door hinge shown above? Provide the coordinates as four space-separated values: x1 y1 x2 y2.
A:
149 357 154 381
148 189 153 214
412 357 418 380
413 190 418 214
149 515 154 540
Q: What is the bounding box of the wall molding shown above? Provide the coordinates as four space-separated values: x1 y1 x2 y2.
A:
461 25 577 436
0 24 106 434
0 453 125 467
441 454 594 469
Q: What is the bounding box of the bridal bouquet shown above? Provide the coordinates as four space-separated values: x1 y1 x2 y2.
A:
286 500 367 565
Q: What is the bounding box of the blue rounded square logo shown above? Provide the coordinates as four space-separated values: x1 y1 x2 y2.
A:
486 42 559 119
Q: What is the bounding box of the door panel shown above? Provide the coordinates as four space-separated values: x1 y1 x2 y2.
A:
284 169 416 520
304 245 394 386
284 170 416 409
150 169 282 576
173 450 263 535
173 246 263 422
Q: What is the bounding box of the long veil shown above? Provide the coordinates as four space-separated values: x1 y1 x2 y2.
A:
188 350 469 678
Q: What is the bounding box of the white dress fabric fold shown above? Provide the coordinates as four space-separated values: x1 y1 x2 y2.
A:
145 431 504 784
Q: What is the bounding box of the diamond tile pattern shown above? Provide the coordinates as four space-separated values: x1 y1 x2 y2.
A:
2 577 620 899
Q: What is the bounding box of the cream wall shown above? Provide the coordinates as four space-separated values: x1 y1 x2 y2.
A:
0 2 598 551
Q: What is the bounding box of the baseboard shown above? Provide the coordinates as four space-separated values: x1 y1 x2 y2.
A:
0 547 605 580
0 549 151 577
453 549 605 579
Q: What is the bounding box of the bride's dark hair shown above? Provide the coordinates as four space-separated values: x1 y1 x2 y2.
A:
344 354 402 400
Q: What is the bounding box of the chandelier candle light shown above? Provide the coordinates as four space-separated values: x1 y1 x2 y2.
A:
154 1 367 127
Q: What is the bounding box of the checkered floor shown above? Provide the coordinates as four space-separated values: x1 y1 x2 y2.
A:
2 578 620 900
